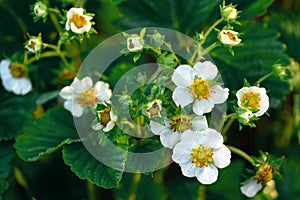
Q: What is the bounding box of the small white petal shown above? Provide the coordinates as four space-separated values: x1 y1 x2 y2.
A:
0 59 12 80
202 128 223 149
59 86 75 100
196 164 218 184
64 100 83 117
210 85 229 104
192 115 208 131
103 121 115 132
72 77 92 94
192 99 214 115
160 130 181 149
193 61 218 80
213 145 231 168
241 180 262 198
11 78 32 95
150 120 165 135
180 162 197 178
92 123 103 130
172 65 194 87
172 86 193 107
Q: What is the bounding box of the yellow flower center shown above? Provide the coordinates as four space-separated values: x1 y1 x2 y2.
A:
98 107 111 127
256 166 274 184
190 78 211 100
10 63 28 78
241 92 261 109
70 14 88 29
170 116 192 133
190 145 214 168
223 31 237 41
76 89 97 108
28 41 36 50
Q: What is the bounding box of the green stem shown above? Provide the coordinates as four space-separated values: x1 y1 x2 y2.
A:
49 8 65 20
196 42 218 62
43 43 58 50
45 0 62 33
201 18 223 45
86 181 97 200
26 51 69 64
128 173 141 200
198 185 206 200
255 72 274 86
227 145 254 165
222 114 236 136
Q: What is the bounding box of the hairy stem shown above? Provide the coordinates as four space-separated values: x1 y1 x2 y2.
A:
201 18 223 45
255 72 274 86
128 173 141 200
87 181 97 200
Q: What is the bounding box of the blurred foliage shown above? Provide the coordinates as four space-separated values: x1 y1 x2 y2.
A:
0 0 299 199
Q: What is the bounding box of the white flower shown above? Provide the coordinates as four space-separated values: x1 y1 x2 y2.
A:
236 86 269 117
34 1 47 18
172 128 231 184
65 8 93 34
127 35 144 52
172 61 229 115
150 115 208 149
59 77 112 117
92 107 118 132
219 30 241 46
240 179 262 198
223 7 238 21
25 36 42 53
0 59 32 95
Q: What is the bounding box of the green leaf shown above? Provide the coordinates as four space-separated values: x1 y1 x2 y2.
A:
0 141 13 195
62 142 124 188
36 90 60 105
119 0 221 32
0 179 8 195
100 0 126 5
238 0 274 21
211 22 290 108
0 89 37 141
14 108 79 161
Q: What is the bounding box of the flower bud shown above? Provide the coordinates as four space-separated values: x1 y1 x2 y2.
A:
34 1 48 18
222 6 238 21
219 30 241 46
25 35 42 53
127 35 144 52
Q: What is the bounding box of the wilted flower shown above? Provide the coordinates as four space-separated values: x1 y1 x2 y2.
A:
92 107 118 132
25 34 42 53
33 1 47 18
236 86 269 117
172 61 229 115
219 30 241 46
59 77 112 117
65 8 93 34
150 115 208 149
172 128 231 184
146 99 162 119
127 35 144 52
0 59 32 95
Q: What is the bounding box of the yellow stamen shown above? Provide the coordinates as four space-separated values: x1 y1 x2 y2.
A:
76 89 97 108
256 165 274 184
190 78 210 100
241 92 261 109
10 63 28 78
70 14 88 29
98 107 111 127
190 145 214 168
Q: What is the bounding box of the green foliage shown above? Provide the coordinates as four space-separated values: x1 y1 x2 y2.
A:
15 108 79 161
0 88 37 141
62 142 124 188
238 0 274 21
0 141 13 195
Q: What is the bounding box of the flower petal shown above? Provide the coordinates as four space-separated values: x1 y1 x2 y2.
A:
64 100 83 117
150 120 165 135
172 86 193 107
213 145 231 168
180 162 197 178
196 164 218 184
240 180 262 198
192 99 213 115
103 121 115 132
192 115 208 131
210 85 229 104
0 59 12 80
193 61 218 80
202 128 223 149
172 65 194 87
11 78 32 95
72 77 92 94
59 86 75 100
160 129 181 149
